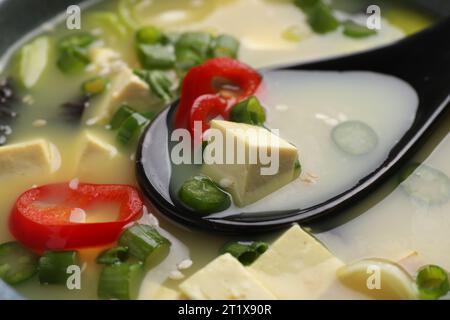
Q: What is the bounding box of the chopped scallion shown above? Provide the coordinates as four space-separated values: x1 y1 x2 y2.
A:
179 176 231 215
118 0 138 30
136 43 176 70
57 33 97 74
98 262 143 300
134 70 174 103
220 241 269 266
343 20 377 38
416 265 450 300
96 246 129 265
136 26 164 45
38 251 79 285
110 104 136 130
175 32 212 60
116 112 150 145
81 76 108 96
294 0 320 12
0 242 39 285
229 96 266 126
119 224 171 263
307 2 339 34
211 34 240 58
86 12 128 38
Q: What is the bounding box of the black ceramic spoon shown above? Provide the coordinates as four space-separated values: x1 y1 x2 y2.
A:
136 17 450 234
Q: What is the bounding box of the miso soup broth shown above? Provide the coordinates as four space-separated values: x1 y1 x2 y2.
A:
0 0 447 301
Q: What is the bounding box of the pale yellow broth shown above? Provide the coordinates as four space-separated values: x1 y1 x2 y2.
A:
0 0 443 300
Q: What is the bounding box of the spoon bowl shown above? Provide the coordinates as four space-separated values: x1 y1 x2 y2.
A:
136 17 450 234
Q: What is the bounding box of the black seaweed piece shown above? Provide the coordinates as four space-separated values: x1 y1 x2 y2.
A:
0 77 18 146
0 106 17 118
0 124 12 146
0 77 15 106
60 95 90 122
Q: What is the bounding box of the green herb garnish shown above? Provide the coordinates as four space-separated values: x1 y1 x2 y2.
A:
230 96 266 126
220 241 269 266
416 265 450 300
179 176 231 215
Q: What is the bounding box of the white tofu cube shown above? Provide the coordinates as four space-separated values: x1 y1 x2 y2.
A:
85 48 159 124
202 120 300 207
78 131 118 162
151 286 183 300
249 224 344 299
180 253 276 300
0 139 60 180
76 131 120 179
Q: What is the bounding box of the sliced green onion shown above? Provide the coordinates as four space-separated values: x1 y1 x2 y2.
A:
176 32 212 60
116 112 150 145
57 48 90 74
118 0 139 30
136 26 164 45
136 43 176 70
220 241 269 266
82 77 108 96
110 104 136 130
175 49 203 72
179 176 231 215
211 35 240 58
294 0 320 12
294 0 339 35
331 120 378 156
57 33 96 74
134 70 174 103
164 32 181 45
96 246 129 265
98 262 143 300
343 20 377 38
59 33 97 50
119 224 171 263
175 32 212 70
400 164 450 206
38 251 79 285
17 36 50 89
85 12 128 38
230 96 266 126
306 2 339 34
416 265 450 300
140 111 156 120
0 242 39 285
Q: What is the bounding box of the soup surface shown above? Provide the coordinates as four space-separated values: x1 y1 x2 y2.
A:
0 0 447 300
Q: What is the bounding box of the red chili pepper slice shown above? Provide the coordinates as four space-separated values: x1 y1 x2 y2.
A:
9 183 143 252
175 57 263 129
188 94 229 139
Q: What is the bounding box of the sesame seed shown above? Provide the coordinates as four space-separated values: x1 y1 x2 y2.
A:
22 94 35 105
275 104 289 111
178 259 193 270
69 208 86 223
69 178 79 190
32 119 47 128
169 270 185 281
86 117 99 126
